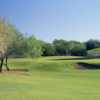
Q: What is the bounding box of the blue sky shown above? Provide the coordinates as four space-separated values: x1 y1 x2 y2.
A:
0 0 100 42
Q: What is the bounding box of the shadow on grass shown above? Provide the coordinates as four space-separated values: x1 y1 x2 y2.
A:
77 62 100 69
51 57 100 61
10 68 29 72
3 68 29 72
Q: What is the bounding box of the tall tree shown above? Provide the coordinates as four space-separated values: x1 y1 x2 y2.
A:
0 17 18 72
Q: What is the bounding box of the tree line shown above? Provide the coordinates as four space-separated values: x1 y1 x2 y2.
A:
9 33 100 57
1 18 100 58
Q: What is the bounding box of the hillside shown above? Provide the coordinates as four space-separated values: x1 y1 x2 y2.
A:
88 48 100 53
88 48 100 57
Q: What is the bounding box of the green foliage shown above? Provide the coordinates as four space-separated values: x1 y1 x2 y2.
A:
85 39 100 50
0 18 43 58
42 43 56 56
8 29 27 57
52 40 87 56
26 35 43 57
53 39 69 55
1 18 100 58
69 41 87 56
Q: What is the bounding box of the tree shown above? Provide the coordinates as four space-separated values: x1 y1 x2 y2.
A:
8 31 27 58
53 39 69 55
26 35 43 57
85 39 100 50
42 43 56 56
0 17 16 72
69 41 87 56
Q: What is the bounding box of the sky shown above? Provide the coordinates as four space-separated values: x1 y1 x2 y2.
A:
0 0 100 42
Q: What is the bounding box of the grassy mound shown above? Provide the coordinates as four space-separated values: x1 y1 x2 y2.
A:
88 48 100 57
88 48 100 53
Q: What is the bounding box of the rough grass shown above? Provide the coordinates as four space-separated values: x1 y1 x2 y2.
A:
1 56 100 100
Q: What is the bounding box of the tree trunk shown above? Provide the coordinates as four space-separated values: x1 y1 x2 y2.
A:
5 55 9 71
0 58 4 72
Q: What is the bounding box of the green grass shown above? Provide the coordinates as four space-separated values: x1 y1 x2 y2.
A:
88 47 100 54
1 56 100 100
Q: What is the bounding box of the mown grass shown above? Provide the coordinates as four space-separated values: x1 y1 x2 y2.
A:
88 47 100 54
1 56 100 100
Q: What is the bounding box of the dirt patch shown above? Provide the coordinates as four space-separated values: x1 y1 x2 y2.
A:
75 63 86 69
